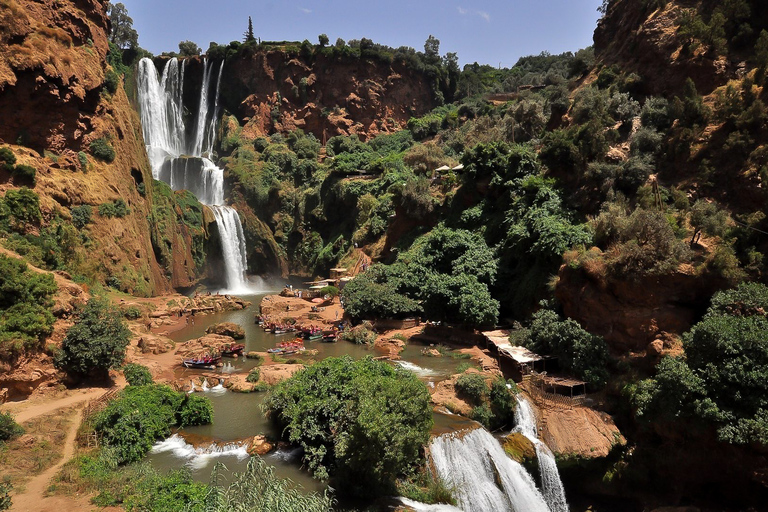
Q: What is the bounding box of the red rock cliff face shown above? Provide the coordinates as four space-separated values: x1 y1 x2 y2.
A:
0 0 209 295
593 0 732 96
220 50 437 141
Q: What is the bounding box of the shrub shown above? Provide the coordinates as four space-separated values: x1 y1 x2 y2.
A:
455 373 487 404
0 254 56 357
70 205 92 229
0 411 23 442
11 164 36 185
122 305 142 320
104 70 120 94
265 356 432 496
4 188 41 230
93 384 213 464
89 138 116 162
246 367 260 383
340 324 376 345
98 199 129 218
123 363 153 386
77 151 88 170
526 309 609 389
54 297 132 380
0 147 16 167
178 394 214 427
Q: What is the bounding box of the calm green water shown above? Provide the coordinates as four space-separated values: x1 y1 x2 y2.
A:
146 292 477 493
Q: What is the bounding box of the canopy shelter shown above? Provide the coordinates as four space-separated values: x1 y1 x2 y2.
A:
483 330 552 381
533 374 588 398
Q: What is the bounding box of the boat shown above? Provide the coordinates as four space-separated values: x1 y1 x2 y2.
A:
221 344 245 357
322 331 338 343
306 332 323 340
182 356 221 369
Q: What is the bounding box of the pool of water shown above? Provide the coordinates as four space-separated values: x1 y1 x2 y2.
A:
147 291 479 496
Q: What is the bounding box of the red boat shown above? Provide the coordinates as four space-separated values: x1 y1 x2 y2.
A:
182 355 221 369
221 344 245 357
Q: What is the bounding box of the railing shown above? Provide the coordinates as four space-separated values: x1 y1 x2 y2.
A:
78 388 120 448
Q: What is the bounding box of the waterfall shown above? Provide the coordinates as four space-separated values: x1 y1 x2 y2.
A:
151 434 249 470
429 428 550 512
514 396 568 512
137 57 250 293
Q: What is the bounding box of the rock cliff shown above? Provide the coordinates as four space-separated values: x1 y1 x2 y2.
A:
0 0 212 295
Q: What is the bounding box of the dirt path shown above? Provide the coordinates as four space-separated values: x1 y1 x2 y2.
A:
9 409 90 512
3 388 107 424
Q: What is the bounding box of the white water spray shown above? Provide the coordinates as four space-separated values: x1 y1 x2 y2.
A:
137 57 250 292
429 428 550 512
151 434 249 470
514 395 569 512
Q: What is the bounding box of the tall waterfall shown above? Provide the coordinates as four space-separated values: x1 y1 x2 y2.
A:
137 57 250 293
514 396 569 512
429 428 550 512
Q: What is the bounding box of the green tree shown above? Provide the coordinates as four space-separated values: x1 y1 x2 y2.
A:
4 188 41 231
178 40 201 56
318 34 329 47
0 411 23 442
265 356 432 496
689 199 729 246
55 297 132 380
633 283 768 445
123 363 153 386
244 16 255 42
526 309 609 388
106 2 138 49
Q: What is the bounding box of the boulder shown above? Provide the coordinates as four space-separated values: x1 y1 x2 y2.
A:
225 374 258 393
137 334 175 354
247 435 274 456
206 322 245 340
503 432 537 463
647 339 664 357
176 334 235 358
260 364 304 385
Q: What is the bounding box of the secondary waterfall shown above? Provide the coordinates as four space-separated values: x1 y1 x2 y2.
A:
137 57 250 293
429 428 550 512
514 396 569 512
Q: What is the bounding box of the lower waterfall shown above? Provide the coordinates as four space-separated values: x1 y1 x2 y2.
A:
429 428 550 512
514 395 569 512
210 205 250 294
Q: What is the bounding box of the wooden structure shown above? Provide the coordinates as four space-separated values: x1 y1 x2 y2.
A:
482 330 554 381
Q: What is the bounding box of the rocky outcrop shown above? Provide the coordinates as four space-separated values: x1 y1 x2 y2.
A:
216 50 437 142
0 0 214 296
593 0 731 96
259 363 304 385
175 334 235 358
555 262 724 351
206 322 245 339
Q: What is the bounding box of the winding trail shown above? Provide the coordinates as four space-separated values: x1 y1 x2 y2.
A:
6 388 106 424
8 408 90 512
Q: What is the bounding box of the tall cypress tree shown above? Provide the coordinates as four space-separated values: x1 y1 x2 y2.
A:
244 16 255 42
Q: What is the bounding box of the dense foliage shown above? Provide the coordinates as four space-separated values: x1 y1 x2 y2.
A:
342 226 501 327
0 254 56 359
71 451 331 512
0 411 23 442
455 373 518 430
123 363 153 386
92 384 213 464
633 283 768 445
54 297 132 380
265 356 432 496
524 308 610 388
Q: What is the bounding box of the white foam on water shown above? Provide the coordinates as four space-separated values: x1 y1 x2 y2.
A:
150 434 249 470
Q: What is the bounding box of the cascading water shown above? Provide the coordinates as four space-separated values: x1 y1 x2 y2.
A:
137 57 250 293
514 395 569 512
429 428 550 512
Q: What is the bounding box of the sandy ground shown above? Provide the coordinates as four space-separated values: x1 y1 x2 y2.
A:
8 409 91 512
3 387 112 424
